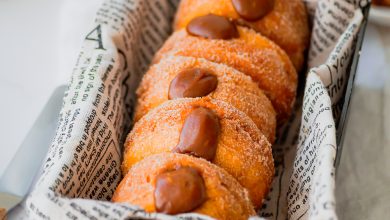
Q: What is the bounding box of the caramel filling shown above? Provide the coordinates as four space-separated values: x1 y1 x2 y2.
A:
168 68 218 99
174 107 220 161
231 0 275 21
154 167 207 214
186 14 239 39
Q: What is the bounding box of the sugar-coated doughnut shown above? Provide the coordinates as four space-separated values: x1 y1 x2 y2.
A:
174 0 309 71
112 1 309 216
154 25 297 122
373 0 390 6
113 153 256 220
123 98 274 207
135 56 276 143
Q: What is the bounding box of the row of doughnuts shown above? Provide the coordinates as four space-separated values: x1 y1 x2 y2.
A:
112 0 309 219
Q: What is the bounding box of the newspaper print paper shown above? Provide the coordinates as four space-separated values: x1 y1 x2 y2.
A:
8 0 368 219
308 0 368 122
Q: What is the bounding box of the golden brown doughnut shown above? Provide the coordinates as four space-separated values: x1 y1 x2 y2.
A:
174 0 309 71
122 97 274 207
373 0 390 6
154 25 297 122
135 56 276 143
113 153 256 219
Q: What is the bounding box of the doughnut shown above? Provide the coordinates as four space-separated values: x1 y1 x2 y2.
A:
112 153 256 219
174 0 309 71
154 23 297 122
373 0 390 6
135 56 276 143
122 97 274 207
112 0 308 216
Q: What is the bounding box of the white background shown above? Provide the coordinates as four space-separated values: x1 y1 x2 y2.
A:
0 0 101 178
0 0 63 177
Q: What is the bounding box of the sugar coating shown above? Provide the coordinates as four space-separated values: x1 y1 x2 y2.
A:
135 56 276 143
154 26 297 122
174 0 309 71
115 1 307 214
122 97 274 207
113 153 256 219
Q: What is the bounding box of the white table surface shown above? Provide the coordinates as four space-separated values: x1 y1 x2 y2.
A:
0 1 389 219
0 0 64 177
0 0 100 179
335 23 390 219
